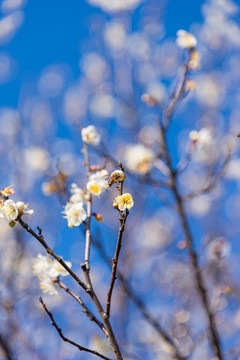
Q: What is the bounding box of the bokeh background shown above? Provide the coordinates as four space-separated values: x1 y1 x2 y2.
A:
1 0 240 359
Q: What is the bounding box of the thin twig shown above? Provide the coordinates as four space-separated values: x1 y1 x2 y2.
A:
105 163 129 318
39 297 113 360
57 280 108 337
105 210 129 318
0 333 14 360
17 218 123 360
17 217 87 291
93 237 186 360
183 151 232 202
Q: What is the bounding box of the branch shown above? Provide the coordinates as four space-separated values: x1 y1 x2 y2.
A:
92 237 186 360
17 218 123 360
0 333 14 360
57 280 108 337
17 217 88 291
160 123 224 360
39 297 113 360
105 210 129 318
183 151 232 201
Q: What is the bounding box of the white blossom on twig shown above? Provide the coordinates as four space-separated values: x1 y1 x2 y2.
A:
114 193 134 211
81 125 101 146
176 30 197 49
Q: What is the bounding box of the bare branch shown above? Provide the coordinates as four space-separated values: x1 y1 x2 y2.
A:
160 123 224 360
57 280 108 337
105 210 129 318
39 297 113 360
183 151 232 201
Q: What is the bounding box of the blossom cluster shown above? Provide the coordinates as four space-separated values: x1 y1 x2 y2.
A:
0 199 33 222
32 254 72 295
62 184 87 227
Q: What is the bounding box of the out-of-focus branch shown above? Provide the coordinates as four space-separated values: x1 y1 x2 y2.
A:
163 63 189 129
183 151 232 201
39 297 113 360
160 124 224 360
57 280 108 337
0 333 14 360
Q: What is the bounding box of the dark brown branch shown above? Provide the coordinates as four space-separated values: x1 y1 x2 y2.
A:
17 217 88 291
17 218 123 360
57 280 108 337
92 237 186 360
0 333 14 360
105 210 129 318
39 297 113 360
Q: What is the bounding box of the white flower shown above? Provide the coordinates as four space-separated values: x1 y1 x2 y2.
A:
0 199 34 221
16 201 34 216
86 171 108 196
81 125 101 146
62 202 87 227
39 276 58 295
49 260 72 278
32 254 72 295
69 183 86 204
176 30 197 49
125 144 154 174
189 128 213 148
0 199 18 221
114 193 134 211
32 254 51 277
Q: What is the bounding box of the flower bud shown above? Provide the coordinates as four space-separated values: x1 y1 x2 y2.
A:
94 213 104 222
108 170 126 187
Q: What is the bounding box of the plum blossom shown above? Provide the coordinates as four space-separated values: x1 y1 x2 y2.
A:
69 183 87 204
189 128 213 148
176 30 197 49
32 253 72 295
81 125 101 146
125 144 155 174
86 170 108 196
62 202 87 227
0 199 33 221
114 193 134 211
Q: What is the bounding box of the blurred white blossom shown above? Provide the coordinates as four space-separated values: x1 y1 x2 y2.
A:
69 184 87 204
1 0 27 13
81 125 101 146
0 11 24 44
104 21 127 53
86 0 142 12
125 144 155 174
189 128 213 148
176 30 197 49
23 147 49 172
90 93 116 118
32 254 72 295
